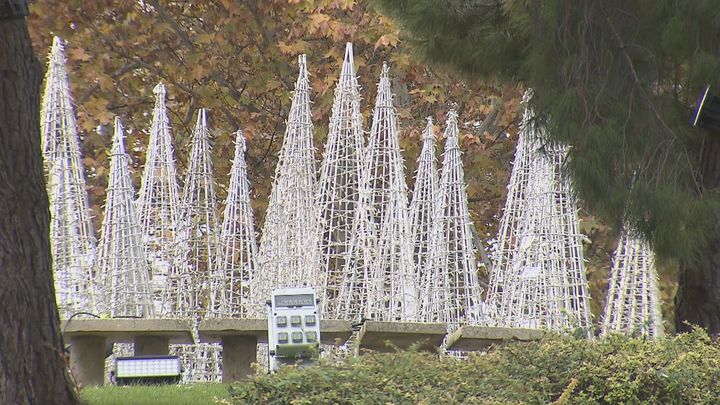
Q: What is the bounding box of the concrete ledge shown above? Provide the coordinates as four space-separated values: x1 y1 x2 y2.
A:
445 325 547 351
198 318 268 343
198 318 353 345
62 318 194 344
319 319 353 345
358 321 447 353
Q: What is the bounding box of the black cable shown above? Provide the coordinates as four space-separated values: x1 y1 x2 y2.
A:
63 311 100 334
62 311 101 357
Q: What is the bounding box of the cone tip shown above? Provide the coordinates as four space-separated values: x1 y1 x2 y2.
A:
445 110 459 142
113 117 125 145
343 43 354 65
153 82 166 95
423 119 435 141
521 88 534 104
235 129 247 152
193 109 208 134
49 36 65 64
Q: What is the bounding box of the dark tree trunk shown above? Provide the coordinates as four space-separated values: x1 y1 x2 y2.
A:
675 130 720 335
0 16 78 405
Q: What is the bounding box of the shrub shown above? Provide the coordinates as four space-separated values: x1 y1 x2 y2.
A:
231 329 720 404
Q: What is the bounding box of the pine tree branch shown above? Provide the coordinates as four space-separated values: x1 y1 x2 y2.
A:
601 6 701 193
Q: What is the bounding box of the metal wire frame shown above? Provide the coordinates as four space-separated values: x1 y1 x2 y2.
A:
410 118 440 322
495 134 593 336
486 91 535 316
135 83 183 317
95 117 154 318
341 63 416 321
316 43 367 318
168 109 222 382
209 130 259 318
255 55 319 314
421 111 484 326
163 108 220 320
601 225 664 338
41 36 98 317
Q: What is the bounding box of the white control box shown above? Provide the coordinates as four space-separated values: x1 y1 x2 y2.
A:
267 287 320 371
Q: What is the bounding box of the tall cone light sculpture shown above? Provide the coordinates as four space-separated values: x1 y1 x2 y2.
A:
136 83 183 316
316 43 366 318
256 55 319 314
41 36 98 317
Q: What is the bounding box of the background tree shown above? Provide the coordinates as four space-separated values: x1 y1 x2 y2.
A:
26 0 523 285
26 0 518 241
0 2 78 403
374 0 720 333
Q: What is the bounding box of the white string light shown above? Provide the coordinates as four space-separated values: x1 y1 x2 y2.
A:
255 55 319 313
601 224 663 338
95 117 153 318
136 83 183 316
210 130 259 318
494 98 592 336
350 64 416 321
423 111 483 326
316 43 367 319
486 90 535 320
169 109 221 383
41 36 98 317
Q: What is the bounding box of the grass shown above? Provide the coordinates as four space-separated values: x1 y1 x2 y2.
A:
79 383 231 405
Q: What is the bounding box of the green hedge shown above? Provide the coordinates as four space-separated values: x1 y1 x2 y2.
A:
231 329 720 404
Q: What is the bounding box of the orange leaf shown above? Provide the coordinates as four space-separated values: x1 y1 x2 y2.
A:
374 33 398 50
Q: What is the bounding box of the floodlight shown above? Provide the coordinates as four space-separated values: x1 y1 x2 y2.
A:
691 85 720 131
115 356 182 385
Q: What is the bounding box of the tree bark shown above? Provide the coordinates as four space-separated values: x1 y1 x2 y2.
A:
0 16 79 405
675 130 720 335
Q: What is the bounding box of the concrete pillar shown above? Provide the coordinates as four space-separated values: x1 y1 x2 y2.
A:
221 335 257 383
69 335 107 387
134 336 170 356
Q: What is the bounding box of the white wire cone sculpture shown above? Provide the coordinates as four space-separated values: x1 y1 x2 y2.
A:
210 130 259 318
601 225 663 338
486 91 535 318
165 109 220 319
136 83 183 316
496 115 592 335
422 111 483 325
95 118 154 318
255 55 319 312
316 43 367 318
170 109 221 382
410 118 439 321
41 36 98 317
341 64 416 321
